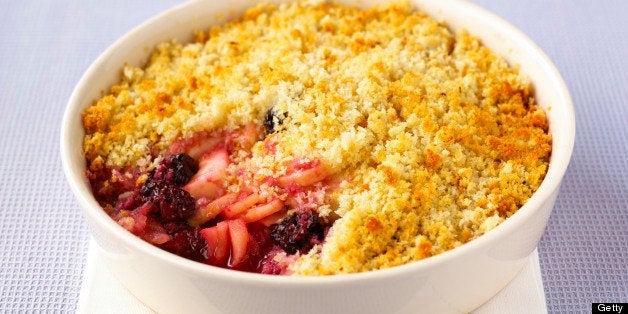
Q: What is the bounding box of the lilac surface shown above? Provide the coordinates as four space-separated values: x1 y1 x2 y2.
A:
0 1 625 312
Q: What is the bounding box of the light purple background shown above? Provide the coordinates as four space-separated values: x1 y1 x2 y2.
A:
0 1 626 312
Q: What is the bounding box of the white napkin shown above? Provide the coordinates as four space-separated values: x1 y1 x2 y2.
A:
76 239 547 314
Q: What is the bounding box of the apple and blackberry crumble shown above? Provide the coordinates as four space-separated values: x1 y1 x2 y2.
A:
82 0 552 275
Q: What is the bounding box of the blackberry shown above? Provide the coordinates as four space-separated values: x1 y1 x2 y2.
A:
270 211 326 254
161 227 206 262
263 108 286 135
139 180 195 222
137 153 197 222
138 177 161 198
162 221 189 235
152 153 197 186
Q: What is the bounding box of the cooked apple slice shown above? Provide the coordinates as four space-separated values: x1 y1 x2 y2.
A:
188 193 238 226
242 199 285 223
183 148 229 199
167 130 224 159
278 162 331 188
200 221 230 265
257 211 288 227
187 136 223 160
141 217 171 245
227 219 249 267
196 148 229 177
126 201 154 234
221 193 261 219
228 123 261 151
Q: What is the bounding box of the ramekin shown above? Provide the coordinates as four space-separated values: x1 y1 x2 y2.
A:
61 0 575 313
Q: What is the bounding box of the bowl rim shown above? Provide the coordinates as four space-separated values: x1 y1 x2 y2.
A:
61 0 575 286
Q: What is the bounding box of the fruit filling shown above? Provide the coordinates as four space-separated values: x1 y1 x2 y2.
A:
89 122 334 274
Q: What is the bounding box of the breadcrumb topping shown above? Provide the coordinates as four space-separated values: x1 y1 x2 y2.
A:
82 0 551 275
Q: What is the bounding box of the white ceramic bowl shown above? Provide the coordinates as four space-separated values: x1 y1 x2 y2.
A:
61 0 575 313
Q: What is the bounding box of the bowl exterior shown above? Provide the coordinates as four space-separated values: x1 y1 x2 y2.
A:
61 0 574 313
88 186 558 314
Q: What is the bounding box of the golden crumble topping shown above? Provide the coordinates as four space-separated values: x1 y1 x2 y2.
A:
82 0 551 275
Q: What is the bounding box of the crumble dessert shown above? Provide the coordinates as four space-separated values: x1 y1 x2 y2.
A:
82 0 552 275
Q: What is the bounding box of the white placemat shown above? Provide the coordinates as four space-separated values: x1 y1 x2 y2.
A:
76 239 546 314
